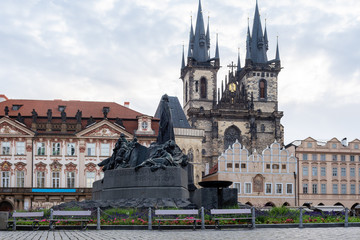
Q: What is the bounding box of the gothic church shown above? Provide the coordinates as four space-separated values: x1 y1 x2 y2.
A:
180 0 284 169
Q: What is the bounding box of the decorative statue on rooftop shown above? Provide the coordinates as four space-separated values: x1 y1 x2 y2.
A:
61 110 66 123
75 110 82 123
31 109 38 123
47 109 52 122
4 106 9 116
99 94 188 172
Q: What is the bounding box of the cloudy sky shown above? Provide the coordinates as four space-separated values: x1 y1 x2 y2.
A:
0 0 359 144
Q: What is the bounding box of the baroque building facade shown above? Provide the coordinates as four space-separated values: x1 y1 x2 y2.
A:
287 137 360 210
0 97 159 211
180 0 284 171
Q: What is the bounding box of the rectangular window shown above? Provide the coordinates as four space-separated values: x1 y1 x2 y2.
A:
245 183 252 194
16 171 24 188
307 143 312 148
332 143 337 149
320 154 326 161
87 143 96 156
282 164 287 170
341 184 346 194
303 184 308 194
303 154 308 160
321 167 326 177
332 168 338 177
351 184 356 194
2 142 10 155
303 166 308 176
266 164 270 169
312 184 318 194
67 172 75 188
233 182 241 194
101 143 110 156
350 168 355 177
86 172 96 188
227 163 232 168
265 183 272 194
52 172 60 188
321 184 326 194
235 163 239 168
312 154 317 161
350 155 355 162
276 183 282 194
341 155 346 161
333 184 338 194
286 183 293 194
241 163 246 169
16 142 25 155
272 164 279 169
312 167 317 176
67 143 76 156
341 167 346 177
332 155 337 161
52 143 61 155
37 143 45 155
1 171 10 187
36 172 45 188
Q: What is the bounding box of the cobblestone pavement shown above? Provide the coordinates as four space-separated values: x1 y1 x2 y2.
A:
1 228 360 240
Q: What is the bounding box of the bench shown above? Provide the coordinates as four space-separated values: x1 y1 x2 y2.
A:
154 209 200 230
6 212 44 231
49 210 92 230
210 208 254 230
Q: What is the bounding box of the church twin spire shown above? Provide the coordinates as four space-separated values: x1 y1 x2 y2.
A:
182 0 280 70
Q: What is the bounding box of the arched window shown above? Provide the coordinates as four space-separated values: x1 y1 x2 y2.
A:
200 77 207 98
259 79 267 99
224 126 241 150
185 82 188 102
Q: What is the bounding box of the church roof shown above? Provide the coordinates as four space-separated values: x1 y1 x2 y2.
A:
154 96 191 129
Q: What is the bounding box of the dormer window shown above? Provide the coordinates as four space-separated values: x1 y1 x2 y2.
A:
141 121 148 130
12 105 22 111
58 106 66 112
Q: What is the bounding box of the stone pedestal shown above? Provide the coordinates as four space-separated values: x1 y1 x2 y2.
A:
191 188 237 209
0 211 8 230
93 167 189 201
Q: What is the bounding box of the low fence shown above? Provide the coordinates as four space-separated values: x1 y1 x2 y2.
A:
2 206 354 230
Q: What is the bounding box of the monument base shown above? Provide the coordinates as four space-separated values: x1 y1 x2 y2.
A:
93 167 189 201
191 188 238 209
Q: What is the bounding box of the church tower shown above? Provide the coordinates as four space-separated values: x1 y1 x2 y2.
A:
180 0 220 115
180 0 284 171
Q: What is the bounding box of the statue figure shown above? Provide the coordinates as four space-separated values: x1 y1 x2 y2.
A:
47 109 52 122
87 116 95 126
17 113 24 123
61 110 66 122
31 109 38 123
115 118 124 127
248 92 254 111
4 106 9 116
98 93 188 172
156 94 174 144
75 110 82 124
103 107 109 119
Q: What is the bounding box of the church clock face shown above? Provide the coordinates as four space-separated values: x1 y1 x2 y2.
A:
229 83 236 92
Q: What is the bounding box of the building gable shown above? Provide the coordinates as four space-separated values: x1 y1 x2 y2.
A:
0 117 34 137
76 120 132 139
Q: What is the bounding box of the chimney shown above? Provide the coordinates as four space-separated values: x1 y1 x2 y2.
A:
341 138 348 147
124 102 130 108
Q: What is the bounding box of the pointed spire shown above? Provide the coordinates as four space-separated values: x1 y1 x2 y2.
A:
192 0 210 62
275 36 280 61
206 16 210 49
250 0 268 63
215 33 219 59
237 48 241 71
181 45 185 69
187 16 194 58
264 19 269 51
246 19 252 60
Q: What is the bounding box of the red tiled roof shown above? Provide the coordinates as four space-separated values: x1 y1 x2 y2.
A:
209 163 218 175
0 99 143 119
